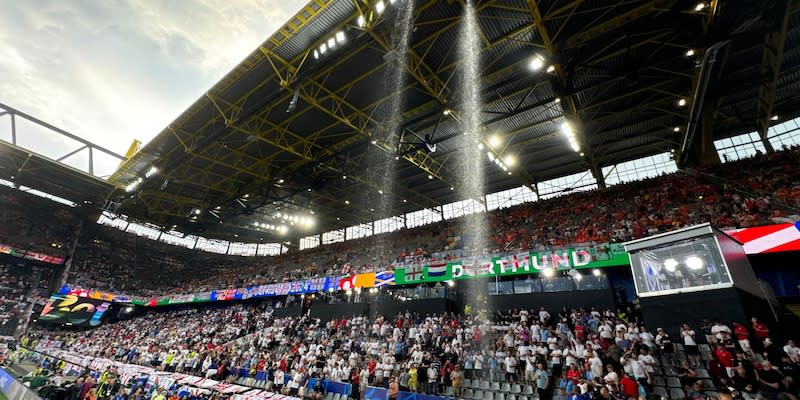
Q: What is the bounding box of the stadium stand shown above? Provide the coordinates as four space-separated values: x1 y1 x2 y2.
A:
58 148 800 298
19 302 800 400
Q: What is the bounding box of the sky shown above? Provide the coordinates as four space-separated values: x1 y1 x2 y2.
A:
0 0 306 178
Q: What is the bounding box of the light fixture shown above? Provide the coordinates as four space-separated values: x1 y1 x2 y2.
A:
345 200 350 204
443 109 451 116
673 126 680 132
313 49 319 60
574 272 583 281
685 49 695 57
336 217 341 220
677 98 687 107
242 194 250 198
375 0 386 14
343 175 347 179
771 115 779 121
685 256 704 270
395 156 400 160
145 166 159 178
370 208 375 212
402 199 407 203
214 206 222 210
694 2 707 11
335 31 346 45
555 97 561 103
320 43 327 55
488 134 502 148
546 65 556 73
542 268 555 278
664 258 678 272
428 175 433 180
487 152 495 161
371 140 377 144
327 37 336 50
278 178 285 184
579 152 585 157
561 121 574 136
450 187 454 191
307 188 312 192
193 209 202 215
507 171 512 175
378 190 383 194
447 280 455 287
528 54 545 71
593 269 601 277
503 154 516 166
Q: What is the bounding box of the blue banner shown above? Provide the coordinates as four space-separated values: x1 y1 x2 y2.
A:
365 386 389 400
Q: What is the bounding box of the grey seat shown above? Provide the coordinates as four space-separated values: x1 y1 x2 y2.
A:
653 386 668 399
491 382 500 391
697 369 710 378
653 376 666 387
670 388 686 399
523 385 534 395
510 384 522 394
667 377 682 388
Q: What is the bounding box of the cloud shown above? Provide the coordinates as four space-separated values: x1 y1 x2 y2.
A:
0 0 304 177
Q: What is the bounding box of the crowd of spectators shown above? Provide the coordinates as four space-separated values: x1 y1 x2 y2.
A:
24 299 800 400
0 257 57 337
58 149 800 298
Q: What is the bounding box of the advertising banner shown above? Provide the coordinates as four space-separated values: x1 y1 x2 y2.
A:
39 294 111 327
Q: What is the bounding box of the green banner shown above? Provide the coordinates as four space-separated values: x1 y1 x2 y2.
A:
396 243 629 283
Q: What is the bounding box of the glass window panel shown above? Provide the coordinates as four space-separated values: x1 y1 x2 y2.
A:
406 207 442 228
300 235 320 250
346 223 373 240
322 229 345 244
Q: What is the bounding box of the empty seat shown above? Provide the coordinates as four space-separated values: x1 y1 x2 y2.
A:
464 379 473 388
323 393 333 400
510 384 522 394
332 393 342 400
523 385 534 395
697 369 710 379
464 389 474 399
653 377 665 387
706 391 719 399
670 388 686 399
484 391 495 400
653 386 668 399
506 396 517 400
667 377 682 388
445 386 454 396
496 394 506 400
699 344 711 353
473 390 485 400
482 380 491 390
501 383 511 393
491 382 501 391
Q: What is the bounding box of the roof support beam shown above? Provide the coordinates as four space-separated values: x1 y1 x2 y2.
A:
527 0 604 188
755 0 795 153
564 0 677 49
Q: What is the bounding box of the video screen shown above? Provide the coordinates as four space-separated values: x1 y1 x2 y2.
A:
630 235 732 297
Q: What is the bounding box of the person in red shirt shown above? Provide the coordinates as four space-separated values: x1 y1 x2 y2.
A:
619 373 639 399
733 322 751 353
566 364 582 383
715 346 734 377
751 317 769 339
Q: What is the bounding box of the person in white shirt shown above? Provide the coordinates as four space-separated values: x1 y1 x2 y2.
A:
603 364 619 386
524 351 537 383
639 327 655 350
539 307 551 325
711 321 732 340
505 354 518 382
589 354 604 380
680 324 701 367
784 340 800 363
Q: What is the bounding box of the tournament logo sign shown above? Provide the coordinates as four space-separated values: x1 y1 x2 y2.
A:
39 294 111 327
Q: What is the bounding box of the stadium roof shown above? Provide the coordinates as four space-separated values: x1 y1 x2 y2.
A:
21 0 800 243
